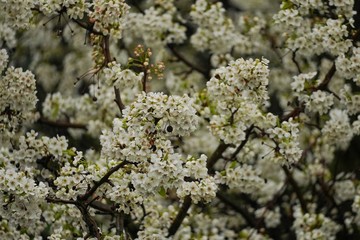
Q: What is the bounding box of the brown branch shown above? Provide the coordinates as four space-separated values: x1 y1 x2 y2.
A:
281 104 305 122
216 191 257 227
281 44 338 122
79 160 129 201
292 50 302 74
316 63 336 91
46 196 101 238
102 35 126 114
114 86 125 115
229 125 254 160
167 139 231 236
77 202 101 239
167 196 192 237
167 44 209 79
89 200 114 214
38 117 87 130
206 141 230 173
72 18 102 35
283 166 308 212
103 35 112 64
142 67 148 93
46 196 77 205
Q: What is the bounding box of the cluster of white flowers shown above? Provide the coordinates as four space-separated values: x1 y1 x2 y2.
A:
0 0 35 29
266 118 302 165
53 162 92 200
292 206 341 240
42 84 125 137
1 130 70 173
305 90 334 115
333 179 356 203
126 2 186 47
101 92 218 204
176 176 218 204
0 65 38 140
0 23 16 48
336 47 360 86
190 0 241 54
218 164 265 194
174 211 239 239
89 0 129 38
136 200 178 239
0 49 8 75
290 71 336 114
2 0 360 238
290 72 317 93
340 86 360 115
0 167 48 235
206 58 271 145
321 109 353 149
273 1 353 56
38 0 90 19
255 207 281 229
103 61 143 89
122 92 199 137
44 204 84 239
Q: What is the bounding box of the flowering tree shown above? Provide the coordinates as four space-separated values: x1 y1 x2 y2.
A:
1 0 360 239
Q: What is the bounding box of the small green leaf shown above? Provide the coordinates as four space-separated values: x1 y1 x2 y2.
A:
63 149 76 157
158 186 166 197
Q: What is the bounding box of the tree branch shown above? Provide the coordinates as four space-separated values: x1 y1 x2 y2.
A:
46 196 77 205
79 160 129 201
38 117 87 130
206 141 230 173
167 44 210 79
216 191 257 227
283 166 308 212
229 125 254 160
167 196 192 237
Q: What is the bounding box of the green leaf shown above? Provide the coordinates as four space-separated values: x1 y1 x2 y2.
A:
230 161 237 169
63 149 76 157
158 186 166 197
281 0 294 10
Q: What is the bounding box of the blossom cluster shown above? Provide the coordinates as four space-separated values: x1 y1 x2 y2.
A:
1 0 360 239
89 0 129 38
0 56 38 143
205 57 271 145
273 0 354 56
190 0 240 54
126 1 186 47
